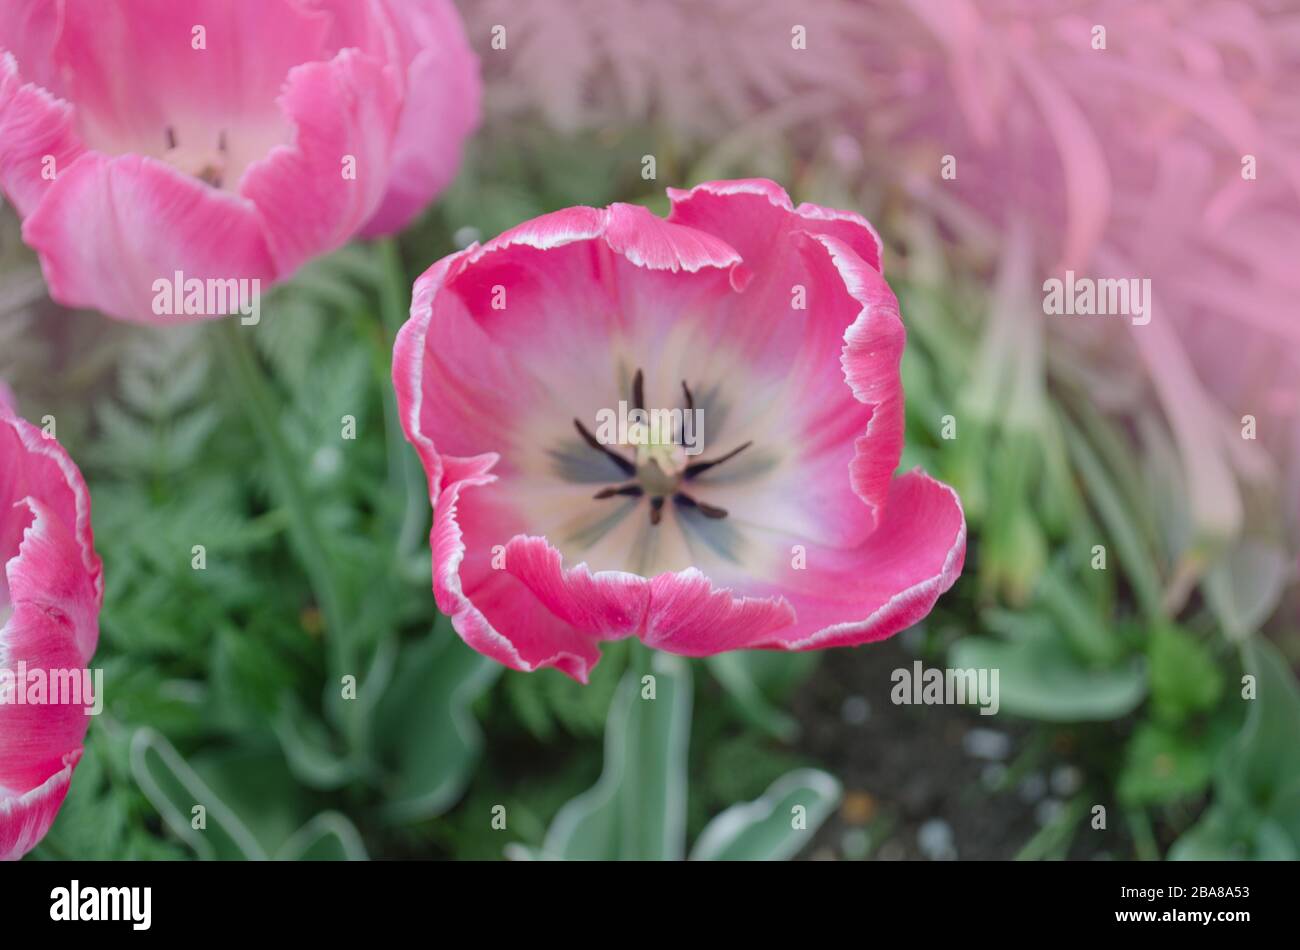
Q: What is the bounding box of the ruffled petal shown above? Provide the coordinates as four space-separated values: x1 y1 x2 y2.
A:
642 569 796 655
0 52 85 218
239 48 402 275
748 470 967 650
0 403 101 861
0 0 62 93
0 751 78 862
359 0 480 235
1 404 102 614
668 177 884 273
503 536 649 639
0 499 98 791
431 464 604 683
21 153 275 323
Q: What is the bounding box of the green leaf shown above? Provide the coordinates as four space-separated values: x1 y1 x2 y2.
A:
1148 624 1222 725
374 625 501 823
1117 721 1212 806
706 650 817 740
531 652 692 860
1168 804 1299 861
1035 566 1122 665
188 746 312 856
950 634 1146 722
1204 539 1291 641
690 768 840 860
1173 640 1300 859
129 728 266 860
1168 806 1246 860
276 812 369 861
32 731 136 861
1059 411 1163 620
273 693 359 791
1216 639 1300 839
504 639 628 740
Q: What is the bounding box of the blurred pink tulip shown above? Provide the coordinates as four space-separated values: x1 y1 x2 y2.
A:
0 390 103 860
0 0 480 324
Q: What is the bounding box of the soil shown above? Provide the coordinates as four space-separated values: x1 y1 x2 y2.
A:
790 633 1111 861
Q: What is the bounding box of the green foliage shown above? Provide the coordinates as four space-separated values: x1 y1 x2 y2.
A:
512 650 839 861
705 649 820 740
516 651 694 860
1148 624 1222 726
950 632 1147 722
1170 640 1300 859
690 769 841 861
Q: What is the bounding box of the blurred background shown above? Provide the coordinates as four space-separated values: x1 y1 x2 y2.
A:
3 0 1298 860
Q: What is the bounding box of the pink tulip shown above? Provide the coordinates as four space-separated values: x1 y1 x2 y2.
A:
0 0 480 324
0 389 103 860
394 180 966 682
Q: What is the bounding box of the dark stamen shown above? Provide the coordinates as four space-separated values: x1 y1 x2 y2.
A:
594 484 643 500
674 492 728 519
649 496 665 525
681 380 694 413
165 126 178 150
573 418 635 475
684 440 753 480
218 130 228 154
631 369 645 413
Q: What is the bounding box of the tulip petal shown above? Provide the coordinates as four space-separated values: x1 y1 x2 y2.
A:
752 470 967 649
668 177 884 273
0 404 101 861
642 569 796 655
0 751 78 862
0 0 62 93
360 0 481 235
432 466 604 683
0 53 85 217
21 153 275 323
1 499 98 792
240 48 402 275
54 0 332 165
1 405 101 609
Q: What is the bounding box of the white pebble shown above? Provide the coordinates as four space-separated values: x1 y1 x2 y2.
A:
1051 764 1083 797
962 727 1011 761
453 226 482 249
841 695 871 725
917 818 957 861
1017 772 1048 803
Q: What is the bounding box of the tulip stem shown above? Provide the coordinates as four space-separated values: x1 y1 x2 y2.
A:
628 638 653 682
212 319 353 677
375 238 427 563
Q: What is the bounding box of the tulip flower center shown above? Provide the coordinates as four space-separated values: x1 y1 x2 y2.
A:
161 126 229 189
574 370 752 526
